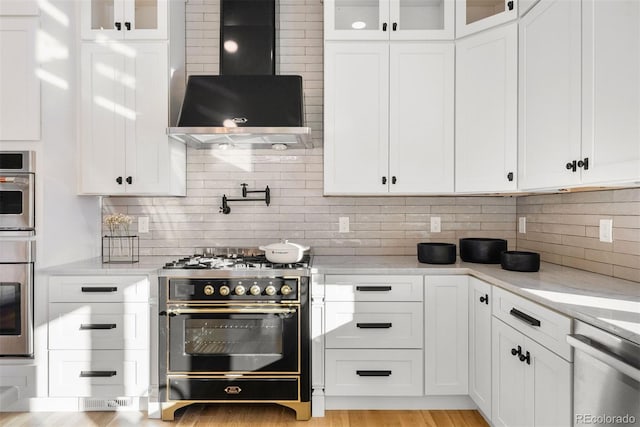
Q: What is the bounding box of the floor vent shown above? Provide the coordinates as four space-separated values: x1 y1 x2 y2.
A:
80 397 135 411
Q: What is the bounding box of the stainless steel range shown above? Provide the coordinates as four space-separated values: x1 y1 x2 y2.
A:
158 248 311 421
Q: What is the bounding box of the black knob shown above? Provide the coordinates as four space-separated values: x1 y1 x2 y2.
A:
511 345 522 357
507 1 514 10
566 160 577 172
480 294 488 304
392 22 397 31
507 172 514 182
391 176 397 184
125 22 131 31
519 351 531 364
382 176 387 185
116 176 123 184
115 22 121 31
126 176 132 184
382 22 387 31
577 157 589 170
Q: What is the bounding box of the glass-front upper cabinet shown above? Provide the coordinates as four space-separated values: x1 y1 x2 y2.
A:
80 0 168 40
325 0 454 40
456 0 517 38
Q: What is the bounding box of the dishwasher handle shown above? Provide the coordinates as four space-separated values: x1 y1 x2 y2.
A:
567 334 640 382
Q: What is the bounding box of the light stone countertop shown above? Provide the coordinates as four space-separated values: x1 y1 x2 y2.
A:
312 256 640 346
40 255 640 345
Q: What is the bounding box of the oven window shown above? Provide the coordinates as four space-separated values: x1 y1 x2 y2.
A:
0 283 21 335
0 191 23 215
184 317 283 356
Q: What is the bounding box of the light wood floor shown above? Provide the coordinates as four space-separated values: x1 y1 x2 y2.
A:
0 404 489 427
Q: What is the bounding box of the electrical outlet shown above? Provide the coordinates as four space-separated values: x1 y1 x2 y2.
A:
430 217 441 233
518 217 526 234
339 217 349 233
599 219 613 243
138 216 149 234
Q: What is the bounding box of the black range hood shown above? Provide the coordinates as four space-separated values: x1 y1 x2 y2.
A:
168 0 311 149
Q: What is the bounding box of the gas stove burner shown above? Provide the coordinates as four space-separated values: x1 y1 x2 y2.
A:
162 249 311 271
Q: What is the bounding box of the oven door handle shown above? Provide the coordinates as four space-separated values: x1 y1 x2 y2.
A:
166 307 298 315
567 334 640 382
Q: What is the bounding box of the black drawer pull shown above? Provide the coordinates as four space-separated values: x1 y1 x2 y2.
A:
509 308 541 327
357 370 391 377
80 323 117 330
356 286 392 292
80 371 117 378
357 322 392 329
81 286 118 293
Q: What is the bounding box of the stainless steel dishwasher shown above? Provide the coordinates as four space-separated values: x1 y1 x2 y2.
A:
567 320 640 427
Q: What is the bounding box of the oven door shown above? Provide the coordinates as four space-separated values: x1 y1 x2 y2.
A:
166 305 299 374
0 263 33 356
0 174 34 231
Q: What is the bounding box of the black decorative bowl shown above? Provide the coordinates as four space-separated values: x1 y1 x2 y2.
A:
501 251 540 272
459 238 508 264
417 243 456 264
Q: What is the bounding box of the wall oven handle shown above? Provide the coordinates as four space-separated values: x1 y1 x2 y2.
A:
567 334 640 382
166 307 298 315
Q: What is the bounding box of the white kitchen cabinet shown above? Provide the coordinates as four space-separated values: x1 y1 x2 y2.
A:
519 0 639 190
0 17 40 141
0 0 38 15
325 0 453 41
424 275 468 395
79 41 185 196
324 41 454 195
468 277 492 418
80 0 167 40
455 23 517 193
456 0 517 38
492 318 571 427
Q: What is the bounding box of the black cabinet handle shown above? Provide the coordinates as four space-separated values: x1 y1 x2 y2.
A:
80 323 117 330
80 371 117 378
126 176 133 184
479 294 489 304
356 286 392 292
511 345 522 357
392 22 397 31
509 308 541 327
507 172 514 182
507 1 514 10
356 370 391 377
115 22 121 31
566 161 577 172
116 176 123 184
382 176 387 185
124 22 131 31
577 157 589 170
391 176 397 184
81 286 118 293
520 351 531 365
382 22 387 31
357 323 392 329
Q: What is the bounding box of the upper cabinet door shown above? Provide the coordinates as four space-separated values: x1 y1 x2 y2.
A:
81 0 167 40
580 0 640 185
456 0 517 38
518 0 581 190
325 0 453 40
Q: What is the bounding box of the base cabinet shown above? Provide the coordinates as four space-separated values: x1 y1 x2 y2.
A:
468 277 492 418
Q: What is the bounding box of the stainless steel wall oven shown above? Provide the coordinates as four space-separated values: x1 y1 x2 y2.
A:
0 151 35 233
158 263 310 421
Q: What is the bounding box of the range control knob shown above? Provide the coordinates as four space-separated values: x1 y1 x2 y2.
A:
219 285 230 296
203 285 214 296
250 285 261 296
265 285 276 296
235 285 246 296
280 284 293 296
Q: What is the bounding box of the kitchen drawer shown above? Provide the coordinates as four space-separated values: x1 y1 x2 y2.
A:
49 275 149 302
493 287 572 361
325 302 422 349
325 275 423 302
49 349 149 397
325 349 423 396
49 302 149 350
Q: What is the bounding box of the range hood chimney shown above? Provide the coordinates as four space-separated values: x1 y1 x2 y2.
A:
168 0 312 149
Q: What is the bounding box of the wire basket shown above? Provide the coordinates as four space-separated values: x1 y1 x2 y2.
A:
102 235 139 264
